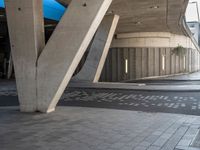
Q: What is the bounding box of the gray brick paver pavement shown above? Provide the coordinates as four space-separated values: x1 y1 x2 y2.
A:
0 107 200 150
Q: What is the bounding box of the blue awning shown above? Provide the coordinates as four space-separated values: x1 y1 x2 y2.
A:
0 0 4 8
0 0 66 21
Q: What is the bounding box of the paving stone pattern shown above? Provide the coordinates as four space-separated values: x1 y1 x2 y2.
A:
60 88 200 116
1 87 200 116
0 107 200 150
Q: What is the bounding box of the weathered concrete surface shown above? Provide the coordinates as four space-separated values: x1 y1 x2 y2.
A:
73 14 119 82
5 0 45 112
57 0 189 35
112 32 196 49
37 0 112 113
0 106 200 150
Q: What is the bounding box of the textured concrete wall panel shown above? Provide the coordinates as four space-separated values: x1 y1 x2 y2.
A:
100 47 200 82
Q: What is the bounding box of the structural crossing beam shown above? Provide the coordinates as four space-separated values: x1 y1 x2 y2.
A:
37 0 112 113
72 14 119 82
5 0 112 113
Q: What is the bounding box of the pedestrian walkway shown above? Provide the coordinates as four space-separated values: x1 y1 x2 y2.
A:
2 72 200 93
69 71 200 91
69 81 200 91
60 88 200 116
0 106 200 150
1 79 200 150
159 71 200 80
1 87 200 116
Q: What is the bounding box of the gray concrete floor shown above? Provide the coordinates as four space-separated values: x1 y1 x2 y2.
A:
2 87 200 116
1 72 200 150
69 71 200 91
159 71 200 80
130 71 200 82
0 106 200 150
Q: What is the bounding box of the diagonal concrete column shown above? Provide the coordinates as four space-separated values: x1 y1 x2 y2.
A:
37 0 112 113
5 0 45 112
72 14 119 82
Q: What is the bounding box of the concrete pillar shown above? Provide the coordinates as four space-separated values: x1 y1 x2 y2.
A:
185 49 189 72
72 14 119 83
136 48 142 79
142 48 148 78
165 48 171 75
175 55 179 73
5 0 45 112
189 49 191 72
179 54 183 73
154 48 160 76
111 48 117 82
117 48 122 81
198 52 199 70
119 48 125 81
191 50 194 72
105 51 112 81
37 0 112 113
171 48 176 74
129 48 136 80
195 50 198 71
148 48 154 77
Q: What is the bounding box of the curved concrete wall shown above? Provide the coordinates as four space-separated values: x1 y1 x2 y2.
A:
111 32 197 49
100 47 200 82
74 32 200 82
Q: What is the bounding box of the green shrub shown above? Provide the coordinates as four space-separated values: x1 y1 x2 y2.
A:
171 45 187 57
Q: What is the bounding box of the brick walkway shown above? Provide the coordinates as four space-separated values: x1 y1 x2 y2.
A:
0 107 200 150
1 88 200 116
1 80 200 150
160 71 200 80
60 88 200 116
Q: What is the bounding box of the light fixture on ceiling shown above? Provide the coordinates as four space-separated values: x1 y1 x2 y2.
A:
106 10 114 15
150 6 159 9
44 24 56 28
0 14 4 17
133 21 141 25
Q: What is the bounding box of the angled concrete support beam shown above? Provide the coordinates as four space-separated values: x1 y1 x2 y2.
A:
5 0 45 112
37 0 112 113
72 14 119 82
5 0 112 113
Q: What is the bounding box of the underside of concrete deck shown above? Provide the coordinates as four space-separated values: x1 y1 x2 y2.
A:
57 0 189 34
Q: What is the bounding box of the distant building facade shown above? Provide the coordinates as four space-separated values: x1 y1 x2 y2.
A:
187 21 200 46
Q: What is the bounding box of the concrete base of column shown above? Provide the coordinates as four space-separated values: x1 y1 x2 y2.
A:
20 105 37 113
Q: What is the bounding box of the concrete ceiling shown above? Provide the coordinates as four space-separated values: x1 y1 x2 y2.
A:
57 0 188 35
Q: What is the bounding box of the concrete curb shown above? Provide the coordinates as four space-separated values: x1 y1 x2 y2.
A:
69 82 200 92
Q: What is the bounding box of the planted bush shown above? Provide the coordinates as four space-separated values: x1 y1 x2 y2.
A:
171 45 187 57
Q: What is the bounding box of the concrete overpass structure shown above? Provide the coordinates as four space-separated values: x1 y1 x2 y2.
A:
1 0 200 113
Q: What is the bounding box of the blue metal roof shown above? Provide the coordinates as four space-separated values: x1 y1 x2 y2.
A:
0 0 66 21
